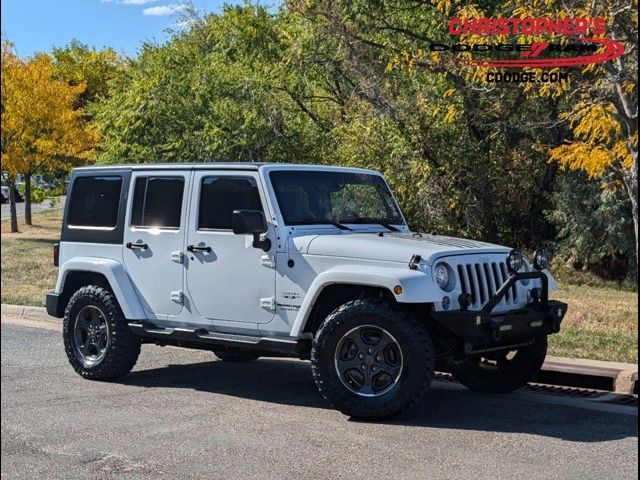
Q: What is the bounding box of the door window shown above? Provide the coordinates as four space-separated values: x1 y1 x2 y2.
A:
131 177 184 229
198 176 263 230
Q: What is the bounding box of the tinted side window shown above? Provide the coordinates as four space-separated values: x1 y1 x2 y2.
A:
198 176 262 230
131 177 184 228
67 176 123 228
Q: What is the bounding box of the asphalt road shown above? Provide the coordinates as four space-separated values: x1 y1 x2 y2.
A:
1 319 637 480
0 196 65 220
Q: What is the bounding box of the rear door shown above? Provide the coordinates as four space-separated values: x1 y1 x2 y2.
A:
184 171 276 324
123 171 190 318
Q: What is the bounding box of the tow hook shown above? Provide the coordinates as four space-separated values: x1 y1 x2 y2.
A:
490 324 502 342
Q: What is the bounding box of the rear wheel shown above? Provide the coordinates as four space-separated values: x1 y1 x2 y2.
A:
311 299 434 420
450 336 548 393
63 285 141 380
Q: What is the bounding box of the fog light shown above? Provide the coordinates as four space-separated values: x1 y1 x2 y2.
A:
442 296 450 310
533 247 551 270
506 250 525 273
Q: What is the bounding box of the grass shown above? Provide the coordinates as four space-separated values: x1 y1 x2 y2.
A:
545 261 637 362
1 210 637 364
1 209 62 307
549 283 637 363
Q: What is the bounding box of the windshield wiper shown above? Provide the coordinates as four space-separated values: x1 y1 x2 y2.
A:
294 217 352 231
342 217 400 232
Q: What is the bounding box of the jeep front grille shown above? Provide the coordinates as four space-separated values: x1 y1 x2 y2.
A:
456 262 517 308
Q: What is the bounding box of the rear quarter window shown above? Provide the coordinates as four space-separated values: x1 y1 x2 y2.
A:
61 171 130 244
67 176 123 228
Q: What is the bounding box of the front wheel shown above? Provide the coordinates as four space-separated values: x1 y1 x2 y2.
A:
450 336 548 393
311 299 434 420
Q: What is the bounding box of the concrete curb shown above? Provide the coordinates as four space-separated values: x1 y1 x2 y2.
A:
2 303 637 394
1 304 59 324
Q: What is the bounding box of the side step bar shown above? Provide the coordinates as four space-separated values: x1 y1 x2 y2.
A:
128 321 308 356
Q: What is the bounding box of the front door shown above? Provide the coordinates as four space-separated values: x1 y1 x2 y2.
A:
123 172 190 318
185 172 276 324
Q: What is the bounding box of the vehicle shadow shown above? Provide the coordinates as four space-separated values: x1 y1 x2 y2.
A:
120 357 637 443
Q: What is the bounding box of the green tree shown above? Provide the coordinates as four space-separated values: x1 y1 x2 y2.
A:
548 170 635 280
51 40 124 110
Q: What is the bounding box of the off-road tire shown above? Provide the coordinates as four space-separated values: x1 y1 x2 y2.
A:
450 336 548 393
63 285 141 380
213 350 261 363
311 298 434 420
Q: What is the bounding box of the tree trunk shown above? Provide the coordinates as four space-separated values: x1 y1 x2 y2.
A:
24 172 32 226
622 152 638 270
8 178 18 233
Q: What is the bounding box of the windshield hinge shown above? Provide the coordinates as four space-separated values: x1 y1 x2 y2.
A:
260 254 276 268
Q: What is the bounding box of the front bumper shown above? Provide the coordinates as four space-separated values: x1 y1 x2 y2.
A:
430 270 567 346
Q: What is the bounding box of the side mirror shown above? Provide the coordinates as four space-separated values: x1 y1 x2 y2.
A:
233 210 267 234
232 210 271 252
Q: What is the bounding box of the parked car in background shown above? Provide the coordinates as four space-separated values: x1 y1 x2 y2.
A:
1 184 24 203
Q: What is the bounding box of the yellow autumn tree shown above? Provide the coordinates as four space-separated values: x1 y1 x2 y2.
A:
427 0 638 263
1 40 98 232
538 0 638 264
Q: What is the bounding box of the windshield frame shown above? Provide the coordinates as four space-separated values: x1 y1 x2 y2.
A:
267 168 408 229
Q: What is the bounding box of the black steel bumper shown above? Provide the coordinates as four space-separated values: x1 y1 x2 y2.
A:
46 291 64 318
431 270 568 346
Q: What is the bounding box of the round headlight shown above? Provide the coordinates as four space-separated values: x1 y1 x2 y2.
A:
506 250 524 273
533 248 551 270
434 263 451 290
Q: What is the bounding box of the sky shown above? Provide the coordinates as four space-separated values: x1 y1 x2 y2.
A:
1 0 274 58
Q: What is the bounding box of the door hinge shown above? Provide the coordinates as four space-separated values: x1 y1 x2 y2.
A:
260 254 275 268
260 297 276 310
171 251 184 264
170 290 183 304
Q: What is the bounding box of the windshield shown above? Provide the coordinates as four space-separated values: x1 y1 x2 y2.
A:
269 170 405 227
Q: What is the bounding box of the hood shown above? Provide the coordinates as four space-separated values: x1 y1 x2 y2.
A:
295 231 510 265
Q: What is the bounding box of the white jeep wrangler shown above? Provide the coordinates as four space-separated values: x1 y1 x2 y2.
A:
47 163 567 419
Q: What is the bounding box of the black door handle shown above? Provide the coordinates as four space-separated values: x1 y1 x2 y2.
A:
187 244 212 253
126 242 148 250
